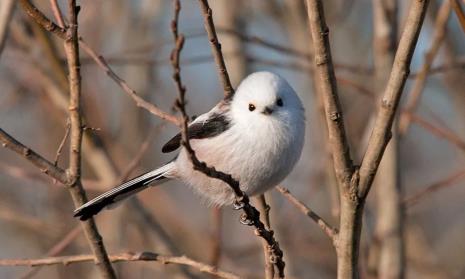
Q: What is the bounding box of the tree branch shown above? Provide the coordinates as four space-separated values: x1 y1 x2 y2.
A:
197 0 235 99
0 252 240 279
276 186 338 245
358 0 430 199
171 2 285 277
398 0 451 135
62 1 116 278
0 128 68 183
305 0 354 192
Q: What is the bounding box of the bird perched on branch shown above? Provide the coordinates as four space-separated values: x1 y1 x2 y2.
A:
74 71 305 221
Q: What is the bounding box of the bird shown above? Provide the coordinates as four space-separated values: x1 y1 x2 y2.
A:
74 71 305 221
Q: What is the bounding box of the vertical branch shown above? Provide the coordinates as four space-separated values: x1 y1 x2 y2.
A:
197 0 235 99
255 195 274 279
358 0 430 198
398 0 451 134
304 0 354 192
0 0 15 57
63 1 116 278
370 0 405 278
173 2 286 277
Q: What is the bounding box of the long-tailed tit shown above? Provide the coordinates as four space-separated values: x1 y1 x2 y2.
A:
74 71 305 220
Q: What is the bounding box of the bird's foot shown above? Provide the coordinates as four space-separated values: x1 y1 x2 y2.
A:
239 213 254 226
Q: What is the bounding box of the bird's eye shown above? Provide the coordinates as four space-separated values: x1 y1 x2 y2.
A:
248 104 256 111
276 98 283 107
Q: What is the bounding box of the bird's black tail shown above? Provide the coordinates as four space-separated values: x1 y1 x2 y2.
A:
74 163 173 221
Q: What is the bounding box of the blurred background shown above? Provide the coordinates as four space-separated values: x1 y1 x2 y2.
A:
0 0 464 278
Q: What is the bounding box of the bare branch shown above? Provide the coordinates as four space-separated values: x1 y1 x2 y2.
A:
358 0 430 199
78 39 180 126
305 0 354 192
63 2 116 278
404 168 465 207
171 2 285 277
450 0 465 33
255 195 275 279
49 0 66 28
276 186 338 245
197 0 235 99
18 0 66 39
0 252 240 279
0 0 15 57
54 119 70 166
0 128 68 183
398 0 451 135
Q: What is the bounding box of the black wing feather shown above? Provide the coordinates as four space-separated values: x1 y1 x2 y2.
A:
162 113 231 153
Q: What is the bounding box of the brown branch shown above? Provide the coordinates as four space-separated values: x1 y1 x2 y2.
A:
18 0 66 39
171 2 285 277
305 0 354 192
450 0 465 33
54 119 70 166
255 195 274 279
18 0 179 126
404 168 465 207
0 252 240 279
358 0 430 199
62 2 116 278
20 226 81 279
197 0 235 99
49 0 66 28
398 0 451 135
0 128 68 183
276 186 338 245
78 39 180 125
0 0 15 57
408 113 465 152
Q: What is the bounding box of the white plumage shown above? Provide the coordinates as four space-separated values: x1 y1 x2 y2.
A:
74 71 305 220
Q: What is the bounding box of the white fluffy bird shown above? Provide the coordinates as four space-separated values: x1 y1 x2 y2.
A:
74 71 305 220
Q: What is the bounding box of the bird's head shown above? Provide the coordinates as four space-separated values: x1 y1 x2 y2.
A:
230 71 304 127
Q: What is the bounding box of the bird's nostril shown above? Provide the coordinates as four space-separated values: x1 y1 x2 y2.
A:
263 107 273 115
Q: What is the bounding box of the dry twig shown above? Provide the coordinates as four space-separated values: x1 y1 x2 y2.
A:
276 186 338 245
398 0 451 135
0 252 240 279
62 1 116 278
171 1 285 277
197 0 235 99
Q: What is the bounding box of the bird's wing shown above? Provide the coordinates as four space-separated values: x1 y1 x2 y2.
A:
73 162 175 220
162 103 232 153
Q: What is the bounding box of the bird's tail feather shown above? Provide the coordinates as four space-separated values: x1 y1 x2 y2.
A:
74 162 174 221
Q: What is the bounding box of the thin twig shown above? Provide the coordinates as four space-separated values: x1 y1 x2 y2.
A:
197 0 235 99
0 252 240 279
171 2 285 277
0 128 68 182
18 0 66 39
20 226 81 279
0 0 15 58
78 39 180 125
305 0 354 193
118 127 159 182
276 186 338 245
358 0 430 198
54 119 71 166
450 0 465 33
49 0 66 28
408 112 465 152
18 0 179 126
398 0 451 135
404 168 465 207
63 1 116 278
255 195 275 279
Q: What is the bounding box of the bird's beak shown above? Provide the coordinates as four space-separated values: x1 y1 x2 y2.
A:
262 106 273 115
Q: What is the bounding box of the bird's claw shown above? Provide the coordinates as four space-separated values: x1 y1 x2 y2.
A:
239 213 254 226
233 200 245 210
